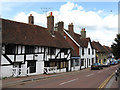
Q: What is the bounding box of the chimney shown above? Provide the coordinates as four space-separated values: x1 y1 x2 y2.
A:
81 28 86 38
55 21 64 36
68 23 74 37
47 12 54 35
28 14 34 24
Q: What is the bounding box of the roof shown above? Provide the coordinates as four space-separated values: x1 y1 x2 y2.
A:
103 45 112 54
92 41 106 53
65 29 93 48
2 18 71 49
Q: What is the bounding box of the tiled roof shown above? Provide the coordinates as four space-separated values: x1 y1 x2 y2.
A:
103 45 112 54
92 41 106 53
2 19 71 49
65 30 92 48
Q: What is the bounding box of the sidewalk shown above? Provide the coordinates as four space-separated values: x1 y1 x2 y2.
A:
105 74 119 89
2 70 82 88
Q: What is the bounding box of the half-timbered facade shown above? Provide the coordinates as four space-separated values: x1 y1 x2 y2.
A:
1 13 72 78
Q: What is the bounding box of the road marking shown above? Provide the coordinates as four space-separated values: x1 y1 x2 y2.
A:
86 73 94 77
59 78 79 85
97 72 114 90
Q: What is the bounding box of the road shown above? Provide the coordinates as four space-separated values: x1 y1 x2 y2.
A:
4 65 119 88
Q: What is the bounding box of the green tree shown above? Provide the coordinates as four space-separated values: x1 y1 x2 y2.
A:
111 34 120 59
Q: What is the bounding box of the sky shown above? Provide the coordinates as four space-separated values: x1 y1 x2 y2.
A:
0 1 119 47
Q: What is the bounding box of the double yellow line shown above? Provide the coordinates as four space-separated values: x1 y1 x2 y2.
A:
97 72 114 90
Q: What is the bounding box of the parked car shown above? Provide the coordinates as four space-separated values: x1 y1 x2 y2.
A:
102 62 110 67
117 59 120 63
91 63 103 70
110 60 118 65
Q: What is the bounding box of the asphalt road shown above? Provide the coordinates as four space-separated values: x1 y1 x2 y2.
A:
6 65 119 88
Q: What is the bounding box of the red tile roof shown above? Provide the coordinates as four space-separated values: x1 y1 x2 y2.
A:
92 41 106 53
65 30 93 48
103 45 112 54
2 19 71 49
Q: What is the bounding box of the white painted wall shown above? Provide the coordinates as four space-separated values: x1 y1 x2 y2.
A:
1 55 10 64
1 65 13 78
26 55 33 60
16 55 24 62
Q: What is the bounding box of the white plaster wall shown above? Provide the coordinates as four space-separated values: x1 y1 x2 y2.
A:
1 65 13 78
36 61 44 74
22 46 25 54
26 55 33 60
61 53 64 58
35 54 43 61
1 55 10 64
16 55 24 62
18 46 21 54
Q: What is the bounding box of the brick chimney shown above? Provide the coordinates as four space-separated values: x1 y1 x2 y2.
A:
47 12 54 35
28 14 34 24
81 28 86 38
55 21 64 36
68 23 74 37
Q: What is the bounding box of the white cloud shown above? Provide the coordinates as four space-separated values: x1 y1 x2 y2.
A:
13 2 118 47
97 10 103 14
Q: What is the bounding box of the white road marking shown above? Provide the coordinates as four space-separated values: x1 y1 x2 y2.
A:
59 78 79 85
86 73 94 77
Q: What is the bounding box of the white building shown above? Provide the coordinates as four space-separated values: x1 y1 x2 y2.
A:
63 25 96 71
1 13 72 78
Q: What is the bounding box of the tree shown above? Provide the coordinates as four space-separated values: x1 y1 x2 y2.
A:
111 34 120 59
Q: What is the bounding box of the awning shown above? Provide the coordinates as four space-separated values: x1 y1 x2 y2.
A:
71 57 80 59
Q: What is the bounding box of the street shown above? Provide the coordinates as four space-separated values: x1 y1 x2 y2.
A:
3 64 119 89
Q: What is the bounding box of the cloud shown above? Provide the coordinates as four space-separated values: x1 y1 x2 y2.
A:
97 10 103 14
13 2 118 47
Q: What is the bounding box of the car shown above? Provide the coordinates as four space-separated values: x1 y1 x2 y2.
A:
102 62 110 67
117 59 120 63
91 63 103 70
110 60 118 65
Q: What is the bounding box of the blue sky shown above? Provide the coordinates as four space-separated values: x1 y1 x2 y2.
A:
1 2 118 19
0 1 118 46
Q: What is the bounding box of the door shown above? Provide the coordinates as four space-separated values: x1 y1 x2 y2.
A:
27 61 36 73
13 62 21 76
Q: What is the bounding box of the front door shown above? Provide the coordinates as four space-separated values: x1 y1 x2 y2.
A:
13 62 21 76
27 61 36 73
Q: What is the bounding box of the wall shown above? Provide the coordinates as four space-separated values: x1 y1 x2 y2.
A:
64 32 79 55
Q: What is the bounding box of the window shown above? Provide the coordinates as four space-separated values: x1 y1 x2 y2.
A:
88 48 90 55
89 59 91 66
92 49 94 55
61 48 68 55
81 59 84 66
48 47 56 55
92 58 94 64
75 59 79 66
25 46 35 54
5 44 16 54
82 48 84 55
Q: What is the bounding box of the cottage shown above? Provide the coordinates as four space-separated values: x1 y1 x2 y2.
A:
92 41 106 64
62 23 96 70
1 13 72 78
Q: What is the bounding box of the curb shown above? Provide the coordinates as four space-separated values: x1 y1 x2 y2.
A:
3 70 83 87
